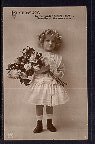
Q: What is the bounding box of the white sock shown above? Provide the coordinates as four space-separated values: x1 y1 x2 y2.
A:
46 114 53 119
36 115 43 121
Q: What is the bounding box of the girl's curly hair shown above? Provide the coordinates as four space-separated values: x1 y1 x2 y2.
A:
38 29 62 50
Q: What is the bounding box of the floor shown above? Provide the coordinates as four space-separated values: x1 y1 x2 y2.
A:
4 118 88 140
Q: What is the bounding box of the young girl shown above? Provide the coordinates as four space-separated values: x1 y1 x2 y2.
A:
26 29 69 133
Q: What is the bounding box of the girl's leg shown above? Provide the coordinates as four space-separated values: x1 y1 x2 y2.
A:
46 105 53 114
46 105 56 132
36 105 44 116
33 105 44 133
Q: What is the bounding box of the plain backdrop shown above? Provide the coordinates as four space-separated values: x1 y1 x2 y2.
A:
3 6 88 140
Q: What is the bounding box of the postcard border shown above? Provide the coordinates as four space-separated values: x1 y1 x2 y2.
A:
1 0 94 144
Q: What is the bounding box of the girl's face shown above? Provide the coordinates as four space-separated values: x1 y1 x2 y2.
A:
43 34 56 52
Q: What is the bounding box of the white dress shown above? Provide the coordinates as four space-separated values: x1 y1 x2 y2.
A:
25 51 69 106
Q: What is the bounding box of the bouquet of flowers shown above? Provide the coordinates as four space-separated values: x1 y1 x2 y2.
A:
6 46 46 86
6 46 67 86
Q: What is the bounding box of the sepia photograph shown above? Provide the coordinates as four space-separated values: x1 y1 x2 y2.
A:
3 6 88 140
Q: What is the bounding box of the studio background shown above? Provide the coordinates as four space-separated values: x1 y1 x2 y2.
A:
3 7 88 140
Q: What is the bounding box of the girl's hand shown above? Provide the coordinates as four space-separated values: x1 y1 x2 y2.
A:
54 70 64 78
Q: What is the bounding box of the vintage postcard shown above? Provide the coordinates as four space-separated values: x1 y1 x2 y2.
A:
3 6 88 140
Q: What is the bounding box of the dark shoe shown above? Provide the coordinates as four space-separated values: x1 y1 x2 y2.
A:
33 120 43 133
47 119 57 132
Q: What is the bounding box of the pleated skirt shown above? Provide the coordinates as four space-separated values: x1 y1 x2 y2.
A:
24 74 69 106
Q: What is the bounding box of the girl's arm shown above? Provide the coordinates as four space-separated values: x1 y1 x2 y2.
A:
35 65 50 74
54 58 65 79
